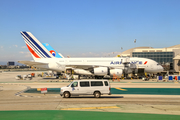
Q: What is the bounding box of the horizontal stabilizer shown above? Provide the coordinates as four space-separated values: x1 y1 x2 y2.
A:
18 61 48 66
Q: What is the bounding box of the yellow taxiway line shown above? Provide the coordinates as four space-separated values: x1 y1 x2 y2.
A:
115 87 127 91
61 106 119 110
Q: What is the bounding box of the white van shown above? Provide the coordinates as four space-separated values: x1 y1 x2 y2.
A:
60 80 111 98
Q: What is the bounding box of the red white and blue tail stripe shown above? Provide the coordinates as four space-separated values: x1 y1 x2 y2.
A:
20 31 54 59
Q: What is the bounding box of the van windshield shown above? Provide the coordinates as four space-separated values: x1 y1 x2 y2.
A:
67 82 73 87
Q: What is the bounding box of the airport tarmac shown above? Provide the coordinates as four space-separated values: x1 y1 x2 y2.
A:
0 71 180 115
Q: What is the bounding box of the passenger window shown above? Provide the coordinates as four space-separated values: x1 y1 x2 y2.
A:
71 82 78 87
91 81 103 86
104 81 108 86
80 81 90 87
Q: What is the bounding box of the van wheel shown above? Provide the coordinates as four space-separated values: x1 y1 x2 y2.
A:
94 91 101 98
63 92 70 98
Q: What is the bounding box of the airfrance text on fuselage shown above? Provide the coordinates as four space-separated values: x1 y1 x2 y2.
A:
110 61 143 65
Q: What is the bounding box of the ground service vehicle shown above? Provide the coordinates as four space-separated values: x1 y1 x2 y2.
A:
60 80 111 98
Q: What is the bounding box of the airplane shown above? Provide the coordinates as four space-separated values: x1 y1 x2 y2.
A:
19 31 164 79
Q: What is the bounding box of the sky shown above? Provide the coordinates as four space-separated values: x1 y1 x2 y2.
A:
0 0 180 65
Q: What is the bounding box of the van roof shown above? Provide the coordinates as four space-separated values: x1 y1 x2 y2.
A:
73 80 109 82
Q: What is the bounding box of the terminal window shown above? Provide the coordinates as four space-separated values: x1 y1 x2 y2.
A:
132 52 174 64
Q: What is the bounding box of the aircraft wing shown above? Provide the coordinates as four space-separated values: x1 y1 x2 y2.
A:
18 61 48 66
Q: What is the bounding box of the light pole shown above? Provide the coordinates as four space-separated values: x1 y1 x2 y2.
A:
134 39 136 48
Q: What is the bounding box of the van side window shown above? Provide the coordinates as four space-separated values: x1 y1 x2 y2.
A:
80 81 90 87
104 81 108 86
71 82 78 87
91 81 103 86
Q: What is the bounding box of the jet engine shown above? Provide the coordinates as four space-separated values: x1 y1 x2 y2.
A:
93 67 109 76
93 67 123 77
110 69 123 77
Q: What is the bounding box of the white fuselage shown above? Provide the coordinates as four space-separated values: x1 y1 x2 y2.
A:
34 57 163 74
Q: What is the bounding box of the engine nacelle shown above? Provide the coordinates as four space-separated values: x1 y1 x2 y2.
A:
110 69 123 77
93 67 109 76
93 67 123 77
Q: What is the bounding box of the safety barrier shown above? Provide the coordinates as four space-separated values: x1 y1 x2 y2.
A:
168 76 173 82
178 76 180 82
157 76 163 82
168 76 180 82
175 76 178 80
157 75 180 82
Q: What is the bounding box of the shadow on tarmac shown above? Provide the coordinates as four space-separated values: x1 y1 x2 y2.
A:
69 96 124 98
42 78 57 79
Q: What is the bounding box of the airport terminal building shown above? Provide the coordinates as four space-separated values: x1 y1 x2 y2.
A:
118 45 180 72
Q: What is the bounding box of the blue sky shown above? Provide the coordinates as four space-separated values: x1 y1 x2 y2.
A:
0 0 180 65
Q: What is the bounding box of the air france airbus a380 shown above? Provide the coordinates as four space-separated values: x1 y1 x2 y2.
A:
19 31 163 78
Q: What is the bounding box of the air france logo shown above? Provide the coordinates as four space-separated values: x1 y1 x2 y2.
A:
110 61 143 65
50 50 56 57
144 61 148 65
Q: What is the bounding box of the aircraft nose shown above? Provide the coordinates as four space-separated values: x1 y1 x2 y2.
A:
159 66 164 72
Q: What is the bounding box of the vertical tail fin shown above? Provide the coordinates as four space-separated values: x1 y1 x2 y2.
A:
20 31 55 60
42 43 62 58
